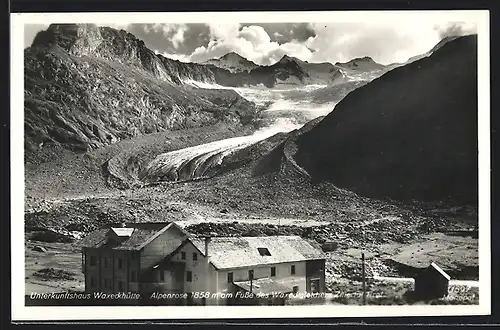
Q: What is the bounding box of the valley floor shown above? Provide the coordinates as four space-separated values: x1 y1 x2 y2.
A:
23 128 479 306
24 230 479 305
22 89 479 306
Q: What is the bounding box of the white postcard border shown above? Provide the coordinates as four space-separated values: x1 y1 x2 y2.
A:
10 10 491 321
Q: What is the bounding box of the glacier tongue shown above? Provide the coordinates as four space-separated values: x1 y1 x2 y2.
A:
141 117 303 183
144 71 380 183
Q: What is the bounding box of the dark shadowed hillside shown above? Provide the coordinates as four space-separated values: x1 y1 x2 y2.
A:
293 35 478 205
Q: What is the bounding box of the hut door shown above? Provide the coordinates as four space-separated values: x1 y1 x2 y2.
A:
310 279 320 293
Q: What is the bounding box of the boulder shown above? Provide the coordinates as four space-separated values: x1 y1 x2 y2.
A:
32 245 48 252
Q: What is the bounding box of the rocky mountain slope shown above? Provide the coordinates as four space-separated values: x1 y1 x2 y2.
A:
110 36 471 191
335 56 386 71
24 24 260 159
24 24 351 161
206 54 345 88
203 52 259 73
24 24 385 197
253 55 345 86
282 56 348 84
292 35 478 205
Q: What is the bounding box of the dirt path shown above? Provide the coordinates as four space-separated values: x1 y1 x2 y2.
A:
362 215 400 226
175 216 326 228
26 192 124 208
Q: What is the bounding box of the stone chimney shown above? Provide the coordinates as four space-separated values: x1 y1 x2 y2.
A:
204 235 212 304
204 236 211 258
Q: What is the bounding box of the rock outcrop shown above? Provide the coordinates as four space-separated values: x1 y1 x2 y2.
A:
335 56 386 71
203 52 259 73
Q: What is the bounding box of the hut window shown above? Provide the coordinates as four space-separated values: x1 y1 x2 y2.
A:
186 271 192 282
271 267 276 277
181 252 186 260
291 265 296 275
227 272 233 283
257 248 271 256
193 253 198 261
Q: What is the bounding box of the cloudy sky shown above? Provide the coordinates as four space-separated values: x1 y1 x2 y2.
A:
24 21 476 65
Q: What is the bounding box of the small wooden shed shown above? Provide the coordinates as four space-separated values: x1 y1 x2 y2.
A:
414 262 451 299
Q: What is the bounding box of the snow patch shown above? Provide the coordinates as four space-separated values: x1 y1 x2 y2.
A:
183 80 229 89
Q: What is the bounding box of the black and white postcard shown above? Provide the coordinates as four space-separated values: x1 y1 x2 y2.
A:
10 10 491 321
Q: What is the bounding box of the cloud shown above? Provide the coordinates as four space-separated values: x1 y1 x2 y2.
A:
239 25 271 45
188 24 315 65
434 22 477 39
123 23 210 56
247 23 316 43
207 23 241 41
175 20 474 66
141 23 188 48
304 22 455 64
24 20 479 66
169 25 188 49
